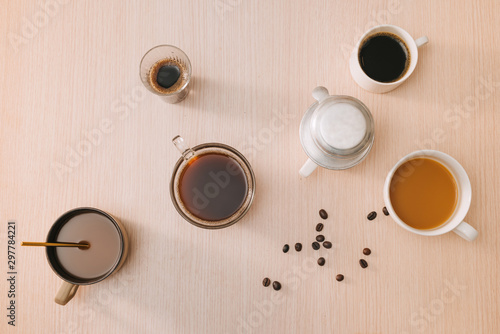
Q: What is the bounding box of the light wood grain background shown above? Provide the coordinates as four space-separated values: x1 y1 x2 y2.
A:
1 0 499 333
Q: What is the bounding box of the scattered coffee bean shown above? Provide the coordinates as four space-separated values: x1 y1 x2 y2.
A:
312 242 320 250
363 248 371 256
316 235 325 242
336 274 344 282
383 207 389 216
283 244 289 253
317 257 325 266
272 281 281 291
262 277 271 287
295 243 302 252
367 211 377 220
359 259 368 268
316 223 324 232
319 209 328 220
323 241 332 249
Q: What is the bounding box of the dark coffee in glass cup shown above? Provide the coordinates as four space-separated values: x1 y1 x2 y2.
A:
170 136 256 229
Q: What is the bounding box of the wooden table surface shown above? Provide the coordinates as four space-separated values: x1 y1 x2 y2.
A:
1 0 499 333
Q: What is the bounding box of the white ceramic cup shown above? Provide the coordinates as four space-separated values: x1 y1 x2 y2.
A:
383 150 478 241
349 25 428 93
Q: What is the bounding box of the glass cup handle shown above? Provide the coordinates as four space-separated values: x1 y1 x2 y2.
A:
172 135 195 160
415 36 429 48
55 281 79 305
452 221 478 241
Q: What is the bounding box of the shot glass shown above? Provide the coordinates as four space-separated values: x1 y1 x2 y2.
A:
139 45 192 104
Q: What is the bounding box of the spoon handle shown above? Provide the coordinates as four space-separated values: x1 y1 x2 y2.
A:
21 241 89 248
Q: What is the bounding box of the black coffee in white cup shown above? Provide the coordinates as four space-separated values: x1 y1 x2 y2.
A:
358 32 410 83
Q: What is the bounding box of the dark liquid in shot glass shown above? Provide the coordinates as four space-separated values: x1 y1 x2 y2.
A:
148 58 187 94
358 32 410 83
178 153 249 221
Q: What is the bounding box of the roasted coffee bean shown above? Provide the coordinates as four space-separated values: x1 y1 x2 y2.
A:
312 242 320 250
272 281 281 291
316 235 325 242
283 244 289 253
316 223 324 232
359 259 368 268
319 209 328 220
383 207 389 216
363 248 371 256
317 257 326 266
336 274 344 282
367 211 377 220
262 277 271 287
295 243 302 252
323 241 332 249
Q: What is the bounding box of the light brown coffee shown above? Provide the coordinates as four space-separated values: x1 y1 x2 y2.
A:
55 213 122 279
389 158 458 230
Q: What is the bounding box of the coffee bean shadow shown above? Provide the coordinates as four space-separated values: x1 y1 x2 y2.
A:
341 276 352 285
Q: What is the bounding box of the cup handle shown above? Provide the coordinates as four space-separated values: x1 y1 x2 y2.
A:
312 86 330 102
299 158 318 177
55 281 79 305
452 221 478 242
172 135 195 160
415 36 429 48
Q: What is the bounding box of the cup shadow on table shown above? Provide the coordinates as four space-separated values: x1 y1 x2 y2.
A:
370 42 498 112
97 216 248 333
175 75 276 117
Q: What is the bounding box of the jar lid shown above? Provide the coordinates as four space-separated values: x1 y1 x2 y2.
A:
299 87 375 170
312 98 368 154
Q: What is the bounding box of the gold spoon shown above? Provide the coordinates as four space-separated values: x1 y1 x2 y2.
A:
21 241 90 249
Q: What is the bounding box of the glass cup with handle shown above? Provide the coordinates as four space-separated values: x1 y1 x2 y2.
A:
170 136 256 229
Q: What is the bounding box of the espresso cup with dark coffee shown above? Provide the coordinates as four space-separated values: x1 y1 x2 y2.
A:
170 136 256 229
350 25 428 93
